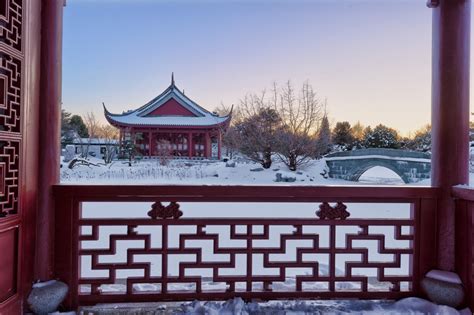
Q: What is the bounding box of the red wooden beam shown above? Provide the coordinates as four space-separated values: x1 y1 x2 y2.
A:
430 0 471 271
53 185 439 202
36 0 64 281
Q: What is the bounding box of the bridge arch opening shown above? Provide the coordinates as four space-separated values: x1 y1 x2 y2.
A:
348 160 411 184
358 166 405 185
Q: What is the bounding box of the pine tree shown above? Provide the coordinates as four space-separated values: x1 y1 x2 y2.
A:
363 124 400 149
406 125 431 152
69 115 89 138
316 115 331 156
332 121 354 150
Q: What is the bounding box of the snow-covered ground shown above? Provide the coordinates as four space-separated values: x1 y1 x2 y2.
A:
81 297 471 314
61 158 429 186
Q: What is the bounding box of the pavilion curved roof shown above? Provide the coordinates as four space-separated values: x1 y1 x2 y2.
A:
104 78 231 129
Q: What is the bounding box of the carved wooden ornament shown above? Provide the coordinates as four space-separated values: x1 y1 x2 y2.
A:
316 202 350 220
147 201 183 219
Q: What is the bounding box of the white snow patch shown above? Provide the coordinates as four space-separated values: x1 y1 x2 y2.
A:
426 270 462 284
174 297 465 315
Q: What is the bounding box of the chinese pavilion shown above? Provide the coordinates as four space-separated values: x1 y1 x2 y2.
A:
103 75 231 159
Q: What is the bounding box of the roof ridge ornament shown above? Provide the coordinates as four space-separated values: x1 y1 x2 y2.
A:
171 72 175 86
426 0 439 8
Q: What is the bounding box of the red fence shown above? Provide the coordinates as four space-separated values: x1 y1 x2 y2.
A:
54 185 438 308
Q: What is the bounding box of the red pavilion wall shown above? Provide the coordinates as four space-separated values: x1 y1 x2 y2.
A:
146 99 196 117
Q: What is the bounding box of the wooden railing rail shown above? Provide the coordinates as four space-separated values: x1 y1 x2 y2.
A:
53 185 438 308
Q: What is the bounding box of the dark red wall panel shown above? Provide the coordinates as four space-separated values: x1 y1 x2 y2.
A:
0 227 18 303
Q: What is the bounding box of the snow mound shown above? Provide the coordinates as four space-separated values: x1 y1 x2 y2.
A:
175 297 465 315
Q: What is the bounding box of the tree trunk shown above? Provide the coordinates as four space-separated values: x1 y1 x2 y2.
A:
262 149 272 169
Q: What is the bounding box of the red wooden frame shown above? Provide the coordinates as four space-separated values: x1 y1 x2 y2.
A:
0 0 468 311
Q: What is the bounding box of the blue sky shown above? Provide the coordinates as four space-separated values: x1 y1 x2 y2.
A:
63 0 456 134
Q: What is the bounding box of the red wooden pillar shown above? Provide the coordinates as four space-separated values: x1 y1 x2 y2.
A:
36 0 64 281
430 0 470 271
204 132 210 158
148 131 152 157
188 132 193 158
218 131 222 160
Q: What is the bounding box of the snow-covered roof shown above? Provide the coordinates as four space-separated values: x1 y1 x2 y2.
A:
104 78 231 128
72 138 119 145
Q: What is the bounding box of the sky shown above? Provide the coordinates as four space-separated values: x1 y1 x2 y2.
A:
62 0 470 135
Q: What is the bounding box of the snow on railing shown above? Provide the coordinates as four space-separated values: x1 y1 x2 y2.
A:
54 185 438 308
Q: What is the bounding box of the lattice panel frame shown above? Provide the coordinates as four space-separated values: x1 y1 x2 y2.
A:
77 203 416 302
0 52 21 133
0 139 19 217
0 0 23 52
0 0 23 220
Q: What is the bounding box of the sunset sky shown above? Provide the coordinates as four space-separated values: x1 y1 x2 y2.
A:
62 0 471 135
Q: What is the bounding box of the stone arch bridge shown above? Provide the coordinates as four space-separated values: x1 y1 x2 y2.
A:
324 148 431 184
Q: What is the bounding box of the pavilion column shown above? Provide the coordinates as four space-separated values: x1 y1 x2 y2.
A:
36 0 64 280
218 132 222 160
148 131 152 157
430 0 470 271
188 133 193 158
204 132 210 158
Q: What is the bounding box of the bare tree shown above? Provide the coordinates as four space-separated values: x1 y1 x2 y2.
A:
155 139 173 166
235 106 282 168
96 124 119 164
77 112 101 158
275 129 316 171
276 81 323 135
274 81 323 170
213 103 238 159
232 81 324 170
84 112 100 138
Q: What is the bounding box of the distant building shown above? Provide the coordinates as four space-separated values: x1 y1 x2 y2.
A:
103 75 232 160
64 138 119 159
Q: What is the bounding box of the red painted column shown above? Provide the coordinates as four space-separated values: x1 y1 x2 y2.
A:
148 131 152 157
188 132 192 158
36 0 64 280
430 0 470 271
204 132 210 158
218 131 222 160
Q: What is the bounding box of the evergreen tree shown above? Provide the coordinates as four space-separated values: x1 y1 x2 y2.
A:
332 121 354 150
363 124 400 149
316 115 331 156
61 109 72 134
121 132 143 166
69 115 89 138
406 125 431 152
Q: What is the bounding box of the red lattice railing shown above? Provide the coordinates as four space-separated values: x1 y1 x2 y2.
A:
54 185 438 308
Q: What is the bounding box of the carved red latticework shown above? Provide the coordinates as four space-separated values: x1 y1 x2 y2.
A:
76 202 416 304
0 0 22 52
0 0 22 220
0 139 19 217
0 52 21 133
